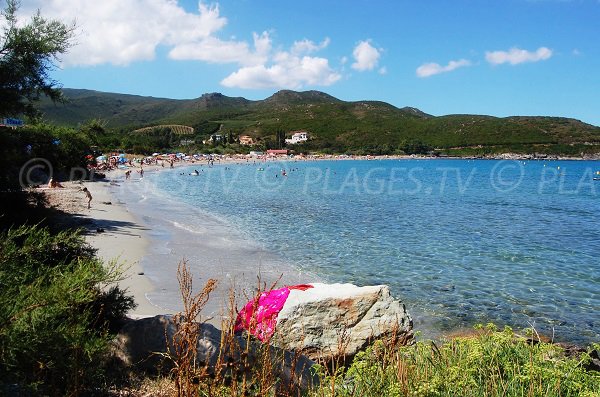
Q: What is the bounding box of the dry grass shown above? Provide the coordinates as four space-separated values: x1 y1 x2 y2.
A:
169 260 217 397
158 265 305 396
112 262 600 397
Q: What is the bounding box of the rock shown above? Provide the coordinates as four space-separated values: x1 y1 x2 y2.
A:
555 342 600 372
112 315 318 391
112 315 221 374
273 283 413 361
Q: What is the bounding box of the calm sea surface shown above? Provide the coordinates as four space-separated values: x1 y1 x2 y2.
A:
114 159 600 344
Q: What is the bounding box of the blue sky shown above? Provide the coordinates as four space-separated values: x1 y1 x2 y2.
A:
11 0 600 125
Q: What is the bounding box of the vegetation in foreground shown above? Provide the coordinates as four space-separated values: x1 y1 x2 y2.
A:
317 324 600 397
0 225 135 396
117 271 600 397
101 263 599 397
1 234 599 396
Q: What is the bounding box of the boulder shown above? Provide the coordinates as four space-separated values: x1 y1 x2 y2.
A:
112 315 318 391
273 283 413 361
112 315 221 374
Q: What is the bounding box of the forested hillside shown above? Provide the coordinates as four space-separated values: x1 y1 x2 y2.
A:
38 89 600 156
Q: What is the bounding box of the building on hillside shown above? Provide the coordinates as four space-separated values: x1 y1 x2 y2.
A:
239 135 255 145
180 139 195 146
203 134 224 145
285 131 308 144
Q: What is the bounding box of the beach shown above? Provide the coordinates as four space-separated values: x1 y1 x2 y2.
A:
40 157 600 345
42 159 318 322
42 168 167 318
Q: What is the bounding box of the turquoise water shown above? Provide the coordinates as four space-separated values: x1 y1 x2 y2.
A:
121 159 600 344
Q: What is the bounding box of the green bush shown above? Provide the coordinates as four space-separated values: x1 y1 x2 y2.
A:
0 225 135 395
317 324 600 397
0 124 93 191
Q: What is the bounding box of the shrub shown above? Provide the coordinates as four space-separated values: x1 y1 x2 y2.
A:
0 225 135 396
318 324 600 397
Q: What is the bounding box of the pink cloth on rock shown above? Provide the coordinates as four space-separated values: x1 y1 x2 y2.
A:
234 284 313 342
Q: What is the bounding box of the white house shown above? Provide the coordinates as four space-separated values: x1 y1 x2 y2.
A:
285 131 308 144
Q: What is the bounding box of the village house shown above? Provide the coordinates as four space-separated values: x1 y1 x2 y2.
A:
239 135 255 145
203 134 224 145
285 131 308 144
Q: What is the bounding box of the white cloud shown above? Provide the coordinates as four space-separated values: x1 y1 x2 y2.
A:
351 40 381 71
16 0 228 66
378 66 387 75
485 46 553 65
221 51 341 89
220 36 340 89
416 59 471 78
13 1 342 90
168 32 270 66
291 37 330 55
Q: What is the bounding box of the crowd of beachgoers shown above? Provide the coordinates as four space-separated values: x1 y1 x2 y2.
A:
90 152 401 173
91 150 597 175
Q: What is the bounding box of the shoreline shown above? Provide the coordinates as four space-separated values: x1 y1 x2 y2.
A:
43 157 600 346
42 167 183 318
43 159 319 321
83 179 163 318
109 162 322 322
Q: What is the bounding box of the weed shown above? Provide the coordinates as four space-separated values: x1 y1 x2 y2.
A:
168 260 217 397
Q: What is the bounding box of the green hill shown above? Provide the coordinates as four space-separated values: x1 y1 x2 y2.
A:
38 89 600 156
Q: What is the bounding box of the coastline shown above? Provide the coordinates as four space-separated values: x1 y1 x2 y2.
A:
42 171 168 318
42 157 600 345
83 179 163 318
43 159 321 321
107 162 322 322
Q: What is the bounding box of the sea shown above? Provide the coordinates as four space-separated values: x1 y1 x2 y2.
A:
111 159 600 345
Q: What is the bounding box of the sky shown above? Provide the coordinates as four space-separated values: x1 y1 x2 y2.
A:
7 0 600 126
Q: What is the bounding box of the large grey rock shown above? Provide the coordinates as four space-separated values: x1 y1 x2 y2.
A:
112 315 221 374
273 283 413 361
112 315 318 391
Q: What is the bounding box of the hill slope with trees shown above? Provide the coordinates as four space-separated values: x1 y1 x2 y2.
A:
38 88 600 156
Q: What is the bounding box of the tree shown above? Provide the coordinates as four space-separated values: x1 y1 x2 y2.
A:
276 129 286 149
0 0 75 118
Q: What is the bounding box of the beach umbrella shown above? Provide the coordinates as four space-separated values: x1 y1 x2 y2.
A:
96 155 107 162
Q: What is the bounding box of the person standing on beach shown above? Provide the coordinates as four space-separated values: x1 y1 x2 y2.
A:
81 187 92 209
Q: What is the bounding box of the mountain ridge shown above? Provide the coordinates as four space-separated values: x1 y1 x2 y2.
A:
38 88 600 155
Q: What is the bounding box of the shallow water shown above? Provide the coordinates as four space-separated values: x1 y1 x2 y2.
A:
113 159 600 344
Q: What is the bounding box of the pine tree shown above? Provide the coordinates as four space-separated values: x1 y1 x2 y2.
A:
0 0 75 118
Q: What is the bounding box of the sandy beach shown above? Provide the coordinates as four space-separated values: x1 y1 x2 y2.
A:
42 169 169 318
41 158 297 320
